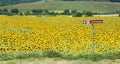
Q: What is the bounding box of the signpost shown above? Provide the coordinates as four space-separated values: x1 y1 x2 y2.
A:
83 20 103 55
83 20 103 24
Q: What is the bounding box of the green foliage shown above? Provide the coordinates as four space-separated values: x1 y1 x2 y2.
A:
71 10 77 14
86 11 93 16
42 50 61 58
25 11 31 16
73 12 82 17
83 11 93 17
3 8 8 13
16 51 42 59
38 9 43 13
106 11 120 14
0 8 14 15
48 11 57 16
0 51 43 61
83 54 104 61
63 9 70 15
19 12 24 16
10 8 19 14
0 50 120 61
0 9 2 15
31 9 49 15
0 8 119 16
32 9 43 15
103 51 120 60
43 9 49 15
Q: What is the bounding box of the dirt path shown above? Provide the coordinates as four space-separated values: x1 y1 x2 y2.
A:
0 58 120 64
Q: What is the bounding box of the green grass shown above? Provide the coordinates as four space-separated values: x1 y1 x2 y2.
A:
0 1 120 13
0 50 120 61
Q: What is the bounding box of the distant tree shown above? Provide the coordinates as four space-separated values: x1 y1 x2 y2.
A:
83 11 93 17
0 9 2 14
83 11 87 15
19 12 24 16
63 9 70 15
32 9 37 14
115 11 120 14
37 9 43 13
3 8 8 13
43 9 48 15
32 9 43 15
25 11 31 16
48 11 56 16
86 11 93 16
2 8 9 15
92 12 100 15
44 9 48 13
11 8 19 14
71 10 77 14
73 12 82 17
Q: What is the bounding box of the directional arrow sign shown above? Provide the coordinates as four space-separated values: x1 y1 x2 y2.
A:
90 20 103 24
83 20 103 24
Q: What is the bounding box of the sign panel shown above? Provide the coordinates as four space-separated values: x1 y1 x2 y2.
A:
83 20 103 24
83 20 90 24
90 20 103 24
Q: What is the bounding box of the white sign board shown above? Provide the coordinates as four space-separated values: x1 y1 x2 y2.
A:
83 20 90 24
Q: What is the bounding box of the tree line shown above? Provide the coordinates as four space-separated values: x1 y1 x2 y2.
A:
0 8 96 17
0 8 120 17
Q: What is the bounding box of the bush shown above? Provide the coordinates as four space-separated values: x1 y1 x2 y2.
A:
10 8 19 14
3 8 8 13
63 9 70 15
19 12 24 16
71 10 77 14
42 50 61 58
25 11 31 16
73 12 82 17
48 11 56 16
32 9 43 15
83 11 93 17
7 13 14 16
2 12 13 16
0 9 2 15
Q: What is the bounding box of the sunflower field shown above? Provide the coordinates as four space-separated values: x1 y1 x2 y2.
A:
0 16 120 56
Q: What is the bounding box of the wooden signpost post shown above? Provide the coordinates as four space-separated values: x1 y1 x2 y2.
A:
83 20 103 55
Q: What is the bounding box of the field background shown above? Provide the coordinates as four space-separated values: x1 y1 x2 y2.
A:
0 0 120 64
0 1 120 13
